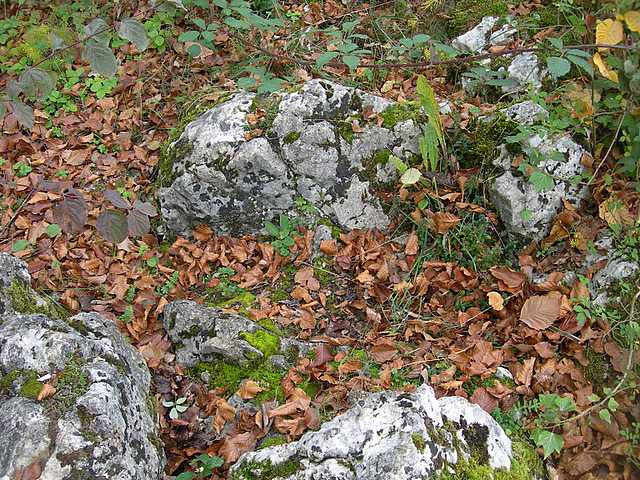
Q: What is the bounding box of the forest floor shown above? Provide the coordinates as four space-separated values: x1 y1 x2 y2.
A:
1 0 639 479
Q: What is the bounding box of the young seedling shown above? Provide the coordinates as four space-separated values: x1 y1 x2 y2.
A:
162 396 189 419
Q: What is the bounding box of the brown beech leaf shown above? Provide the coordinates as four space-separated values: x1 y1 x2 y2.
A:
404 231 419 255
431 212 460 234
520 293 562 330
238 379 264 400
319 239 338 255
37 383 56 401
490 267 527 291
470 387 498 413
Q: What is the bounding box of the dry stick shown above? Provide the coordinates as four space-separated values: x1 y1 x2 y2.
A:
0 187 35 240
587 108 627 186
552 289 640 428
235 35 634 70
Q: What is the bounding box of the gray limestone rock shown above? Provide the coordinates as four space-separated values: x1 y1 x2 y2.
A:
451 16 517 53
490 134 591 239
159 79 421 237
231 384 513 480
501 101 549 125
505 52 545 93
0 256 164 480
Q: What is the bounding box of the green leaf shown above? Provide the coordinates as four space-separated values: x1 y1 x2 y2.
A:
96 209 128 243
607 397 619 411
10 101 34 129
316 51 339 68
45 224 62 238
529 171 555 192
187 43 202 57
554 396 576 412
176 472 195 480
257 77 284 94
237 76 257 89
419 123 439 171
599 408 612 424
118 18 149 52
531 429 564 459
18 68 55 100
192 18 207 29
264 221 279 237
11 239 31 253
83 40 118 77
342 54 361 72
400 168 422 186
546 57 571 80
178 30 200 42
416 75 445 152
566 54 594 76
389 155 408 174
224 17 249 29
84 18 111 45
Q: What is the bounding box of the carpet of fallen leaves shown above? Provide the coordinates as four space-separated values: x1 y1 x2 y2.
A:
1 1 640 479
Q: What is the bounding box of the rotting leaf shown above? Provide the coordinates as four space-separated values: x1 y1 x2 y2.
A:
96 209 128 243
52 188 88 235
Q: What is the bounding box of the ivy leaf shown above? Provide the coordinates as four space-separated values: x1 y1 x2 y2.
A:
83 39 118 77
10 101 34 129
53 188 88 235
316 51 339 68
400 168 422 186
117 18 149 52
531 429 564 459
529 171 555 192
104 189 130 209
96 209 128 243
11 239 31 253
342 54 360 72
84 18 111 45
546 57 571 80
18 68 56 100
127 209 151 237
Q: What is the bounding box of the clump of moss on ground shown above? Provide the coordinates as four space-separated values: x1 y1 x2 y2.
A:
193 361 285 402
230 458 302 480
447 0 509 36
6 280 68 320
240 329 281 358
258 434 289 450
459 114 518 169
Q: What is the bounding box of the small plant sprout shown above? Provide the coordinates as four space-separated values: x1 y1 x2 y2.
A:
162 396 189 420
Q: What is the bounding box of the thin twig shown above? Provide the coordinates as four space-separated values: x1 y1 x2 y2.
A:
587 109 626 186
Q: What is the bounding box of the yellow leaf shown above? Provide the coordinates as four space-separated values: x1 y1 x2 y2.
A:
592 52 619 83
596 19 624 48
625 11 640 32
487 291 504 312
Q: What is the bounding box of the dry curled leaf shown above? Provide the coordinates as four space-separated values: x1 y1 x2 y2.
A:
238 379 264 400
520 293 562 330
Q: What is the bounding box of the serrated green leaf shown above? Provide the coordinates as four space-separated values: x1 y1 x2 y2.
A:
400 167 422 186
547 56 571 80
529 171 555 192
11 239 31 253
316 51 339 68
118 18 149 51
83 40 118 77
531 429 564 459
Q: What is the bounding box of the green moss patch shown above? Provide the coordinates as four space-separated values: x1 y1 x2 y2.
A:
230 458 302 480
193 361 285 402
47 358 90 418
448 0 509 37
259 434 289 450
240 329 280 358
412 432 426 452
6 280 68 320
460 114 518 169
250 94 281 133
379 102 423 129
283 131 301 144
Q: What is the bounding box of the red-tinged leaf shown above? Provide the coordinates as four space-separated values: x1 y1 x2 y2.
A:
370 338 397 363
16 461 41 480
52 188 87 235
96 209 128 243
470 387 498 413
311 344 333 367
520 293 562 330
219 432 256 464
133 199 158 217
127 209 151 237
104 189 130 209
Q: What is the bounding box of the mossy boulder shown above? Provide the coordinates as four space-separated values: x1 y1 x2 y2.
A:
231 385 519 480
159 79 422 238
0 254 165 479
